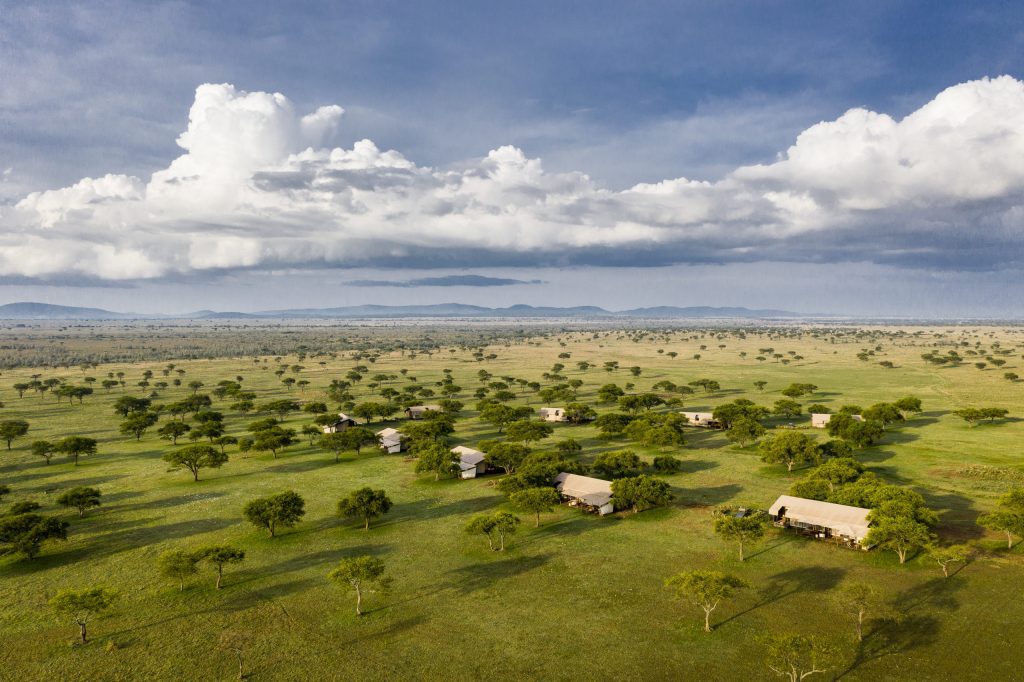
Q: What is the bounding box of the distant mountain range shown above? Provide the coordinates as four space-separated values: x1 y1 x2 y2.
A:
0 301 814 320
0 302 142 320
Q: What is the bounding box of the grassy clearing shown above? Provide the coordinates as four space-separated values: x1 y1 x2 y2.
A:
1 324 1023 680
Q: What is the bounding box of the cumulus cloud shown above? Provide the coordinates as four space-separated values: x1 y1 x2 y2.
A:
347 274 545 288
7 77 1024 282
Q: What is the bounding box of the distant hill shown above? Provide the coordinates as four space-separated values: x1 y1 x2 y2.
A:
619 305 804 318
186 310 261 319
0 301 814 320
0 302 138 320
250 303 808 319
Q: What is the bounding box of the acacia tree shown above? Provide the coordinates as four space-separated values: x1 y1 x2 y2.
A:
250 427 296 459
466 514 498 550
977 487 1024 548
163 444 228 481
243 491 306 537
713 511 769 561
866 516 933 564
158 549 199 591
664 570 747 632
510 487 561 527
759 431 821 473
337 487 393 530
49 587 117 643
726 417 766 447
482 442 531 474
0 513 68 559
158 421 191 444
773 399 803 419
57 487 102 517
592 450 643 479
31 440 55 464
218 630 250 681
328 556 389 616
489 512 520 551
926 544 972 578
337 427 378 457
893 396 923 417
761 633 836 682
480 404 530 433
611 475 673 513
505 420 553 446
0 420 29 449
119 411 159 440
318 432 349 463
413 442 458 481
196 546 246 589
833 582 876 642
55 436 98 466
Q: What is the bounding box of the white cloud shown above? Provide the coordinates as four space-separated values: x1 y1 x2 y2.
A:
7 77 1024 282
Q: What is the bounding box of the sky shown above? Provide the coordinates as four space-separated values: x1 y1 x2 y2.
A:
2 1 1024 316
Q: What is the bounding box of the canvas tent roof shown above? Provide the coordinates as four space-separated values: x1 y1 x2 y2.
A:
376 427 404 447
555 472 613 507
769 495 871 542
452 445 485 470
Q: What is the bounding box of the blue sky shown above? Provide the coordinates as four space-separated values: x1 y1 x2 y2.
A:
2 1 1023 315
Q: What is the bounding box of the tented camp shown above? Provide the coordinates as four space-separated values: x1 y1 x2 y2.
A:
680 411 721 428
376 427 405 454
322 413 356 434
769 495 871 547
405 405 441 420
811 413 864 428
554 472 614 515
539 407 567 422
452 445 487 479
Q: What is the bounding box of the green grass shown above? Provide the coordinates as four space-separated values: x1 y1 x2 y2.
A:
1 326 1023 680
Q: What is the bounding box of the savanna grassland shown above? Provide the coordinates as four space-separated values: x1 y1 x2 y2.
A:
1 321 1022 681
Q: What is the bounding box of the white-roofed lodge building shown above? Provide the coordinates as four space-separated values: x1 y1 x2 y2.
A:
769 495 872 548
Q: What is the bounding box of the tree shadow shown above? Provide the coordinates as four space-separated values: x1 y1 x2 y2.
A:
918 489 984 542
209 576 322 615
22 473 128 492
902 410 945 428
891 576 964 615
856 449 895 465
376 495 500 528
13 516 238 571
264 457 341 474
721 565 847 627
521 515 603 544
680 429 729 448
676 459 719 474
864 464 913 485
877 430 920 446
743 535 796 560
674 483 743 507
837 614 943 678
837 576 962 678
336 614 429 644
440 553 552 595
106 491 227 514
